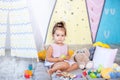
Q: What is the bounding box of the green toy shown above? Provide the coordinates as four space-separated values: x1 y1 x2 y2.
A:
90 72 97 78
60 54 66 59
97 65 103 73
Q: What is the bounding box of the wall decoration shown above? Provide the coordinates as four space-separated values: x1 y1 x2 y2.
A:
96 0 120 44
86 0 105 42
45 0 92 45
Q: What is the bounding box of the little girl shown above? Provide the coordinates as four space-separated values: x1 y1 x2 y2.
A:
45 21 78 75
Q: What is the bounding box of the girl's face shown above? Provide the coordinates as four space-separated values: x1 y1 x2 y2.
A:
53 28 65 44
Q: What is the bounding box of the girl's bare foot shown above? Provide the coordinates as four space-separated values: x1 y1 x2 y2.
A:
56 70 62 73
47 69 53 75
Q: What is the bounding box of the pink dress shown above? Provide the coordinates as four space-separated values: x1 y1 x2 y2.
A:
44 44 75 67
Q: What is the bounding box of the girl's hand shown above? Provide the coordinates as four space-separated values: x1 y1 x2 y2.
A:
58 57 64 62
64 55 70 60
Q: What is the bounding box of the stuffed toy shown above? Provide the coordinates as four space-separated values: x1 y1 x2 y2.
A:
72 48 94 70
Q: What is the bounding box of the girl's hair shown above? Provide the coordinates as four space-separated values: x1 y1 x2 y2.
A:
52 21 67 36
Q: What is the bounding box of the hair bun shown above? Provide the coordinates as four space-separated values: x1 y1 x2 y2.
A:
57 21 64 27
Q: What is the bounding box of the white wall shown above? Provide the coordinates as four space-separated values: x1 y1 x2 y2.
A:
27 0 56 51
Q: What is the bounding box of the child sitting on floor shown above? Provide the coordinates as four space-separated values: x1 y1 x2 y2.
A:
44 21 78 75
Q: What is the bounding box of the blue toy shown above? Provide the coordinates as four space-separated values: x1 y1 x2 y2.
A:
28 64 33 70
109 72 116 79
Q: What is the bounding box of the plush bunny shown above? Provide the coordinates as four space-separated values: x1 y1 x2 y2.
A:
72 48 94 70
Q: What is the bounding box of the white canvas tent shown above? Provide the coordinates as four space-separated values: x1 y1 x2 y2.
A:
0 0 120 58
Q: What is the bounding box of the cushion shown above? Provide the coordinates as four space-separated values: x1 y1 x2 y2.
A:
93 46 118 69
89 47 96 60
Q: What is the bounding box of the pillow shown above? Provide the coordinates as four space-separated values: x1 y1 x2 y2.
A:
93 46 118 69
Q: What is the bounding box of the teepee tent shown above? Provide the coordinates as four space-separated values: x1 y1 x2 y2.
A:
45 0 92 45
86 0 105 42
0 0 56 58
95 0 120 44
0 0 37 58
1 0 120 58
45 0 120 45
